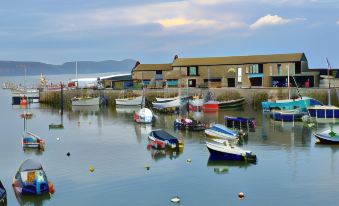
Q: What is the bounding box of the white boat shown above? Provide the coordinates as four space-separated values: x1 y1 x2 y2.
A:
204 124 239 140
71 97 100 106
206 139 256 162
134 108 154 124
190 98 204 107
115 96 143 106
152 98 181 109
155 97 179 102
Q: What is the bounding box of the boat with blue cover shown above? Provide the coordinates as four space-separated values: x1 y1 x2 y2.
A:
261 97 322 112
148 130 183 150
204 124 239 140
314 129 339 144
224 116 256 131
0 181 6 205
12 159 54 196
270 109 304 122
206 139 256 162
308 105 339 120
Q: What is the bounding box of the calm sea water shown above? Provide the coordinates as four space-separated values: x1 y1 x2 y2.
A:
1 76 339 206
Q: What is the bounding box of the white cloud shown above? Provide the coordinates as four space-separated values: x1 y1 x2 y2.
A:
250 14 305 29
52 1 246 35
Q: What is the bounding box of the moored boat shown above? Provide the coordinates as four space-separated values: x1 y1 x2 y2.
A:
261 97 322 112
22 132 45 150
152 98 181 110
202 101 219 112
0 181 6 205
174 118 206 131
204 124 239 140
308 105 339 120
270 109 304 122
206 139 257 162
224 116 256 131
115 96 143 106
218 98 245 109
71 96 100 106
12 159 55 196
134 108 154 124
314 129 339 144
148 130 183 150
189 98 204 111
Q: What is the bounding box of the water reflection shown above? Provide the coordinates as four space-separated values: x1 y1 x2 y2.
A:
207 158 254 174
115 106 139 114
134 124 153 143
14 192 51 206
23 148 44 156
146 147 183 161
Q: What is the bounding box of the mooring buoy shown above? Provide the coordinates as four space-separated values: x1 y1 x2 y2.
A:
89 166 95 172
66 152 70 157
238 192 245 199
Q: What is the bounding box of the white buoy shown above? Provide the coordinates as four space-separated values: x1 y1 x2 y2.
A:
186 158 192 163
170 196 181 203
56 137 60 141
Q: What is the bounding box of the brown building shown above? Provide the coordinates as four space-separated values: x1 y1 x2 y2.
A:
131 53 319 88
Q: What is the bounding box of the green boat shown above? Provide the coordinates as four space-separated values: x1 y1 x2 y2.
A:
218 98 245 109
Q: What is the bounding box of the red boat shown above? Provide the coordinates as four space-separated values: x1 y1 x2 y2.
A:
203 101 219 112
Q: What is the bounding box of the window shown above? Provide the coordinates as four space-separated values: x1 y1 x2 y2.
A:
237 67 242 83
277 64 282 75
251 64 259 73
245 67 249 74
187 66 198 76
269 66 273 76
156 70 162 75
143 80 150 85
167 79 178 87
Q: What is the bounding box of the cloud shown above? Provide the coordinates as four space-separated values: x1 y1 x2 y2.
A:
51 1 246 35
337 20 339 25
250 14 305 29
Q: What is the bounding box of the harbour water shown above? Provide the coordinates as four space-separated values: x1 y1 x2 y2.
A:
1 76 339 205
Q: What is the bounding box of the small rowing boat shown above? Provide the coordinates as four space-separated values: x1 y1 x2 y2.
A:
204 124 239 140
206 139 256 162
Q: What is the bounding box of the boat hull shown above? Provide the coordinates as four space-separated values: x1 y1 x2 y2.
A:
72 97 100 106
203 102 219 112
174 121 206 131
224 116 256 131
218 98 245 109
115 96 143 106
270 111 304 122
308 107 339 119
261 97 322 111
314 133 339 144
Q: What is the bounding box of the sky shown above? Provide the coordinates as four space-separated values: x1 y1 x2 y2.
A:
0 0 338 68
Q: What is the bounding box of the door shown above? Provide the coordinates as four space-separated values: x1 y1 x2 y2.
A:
227 78 235 87
188 79 196 87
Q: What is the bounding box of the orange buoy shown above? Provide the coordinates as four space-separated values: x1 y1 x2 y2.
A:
48 181 55 194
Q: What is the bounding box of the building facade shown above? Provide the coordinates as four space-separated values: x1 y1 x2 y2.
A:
131 53 319 88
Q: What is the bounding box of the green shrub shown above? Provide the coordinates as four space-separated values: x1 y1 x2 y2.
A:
216 90 242 101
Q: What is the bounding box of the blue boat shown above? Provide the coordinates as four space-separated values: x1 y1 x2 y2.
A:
12 159 54 196
270 109 304 122
204 124 239 140
206 139 256 162
224 116 255 131
0 181 6 205
308 105 339 120
261 97 322 112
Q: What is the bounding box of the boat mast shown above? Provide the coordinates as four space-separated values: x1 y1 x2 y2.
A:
141 71 144 109
287 64 290 100
327 58 332 106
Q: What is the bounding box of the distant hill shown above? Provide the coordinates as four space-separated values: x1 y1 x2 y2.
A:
0 59 137 76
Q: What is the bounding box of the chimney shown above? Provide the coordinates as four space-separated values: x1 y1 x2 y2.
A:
173 55 178 62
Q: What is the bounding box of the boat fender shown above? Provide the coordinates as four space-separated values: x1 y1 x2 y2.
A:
48 181 55 194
